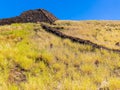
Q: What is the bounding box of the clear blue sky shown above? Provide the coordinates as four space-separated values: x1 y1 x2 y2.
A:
0 0 120 20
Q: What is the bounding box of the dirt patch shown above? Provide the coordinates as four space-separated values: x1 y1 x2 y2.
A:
8 65 27 84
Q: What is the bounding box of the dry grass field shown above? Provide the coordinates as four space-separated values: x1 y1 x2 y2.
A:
53 20 120 50
0 21 119 90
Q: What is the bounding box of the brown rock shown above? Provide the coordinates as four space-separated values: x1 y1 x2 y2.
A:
0 9 58 25
115 42 120 46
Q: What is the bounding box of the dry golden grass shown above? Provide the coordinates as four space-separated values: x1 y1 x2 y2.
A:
53 20 120 50
0 22 119 90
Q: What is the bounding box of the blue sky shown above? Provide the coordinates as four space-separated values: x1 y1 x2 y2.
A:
0 0 120 20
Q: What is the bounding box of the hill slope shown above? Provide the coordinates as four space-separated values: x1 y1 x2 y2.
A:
0 21 120 90
52 20 120 50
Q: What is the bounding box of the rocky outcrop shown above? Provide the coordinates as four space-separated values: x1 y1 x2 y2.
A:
0 9 58 25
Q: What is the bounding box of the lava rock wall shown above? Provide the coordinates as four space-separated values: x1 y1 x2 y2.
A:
41 24 120 53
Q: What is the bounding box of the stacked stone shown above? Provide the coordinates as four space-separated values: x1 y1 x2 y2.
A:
0 9 58 25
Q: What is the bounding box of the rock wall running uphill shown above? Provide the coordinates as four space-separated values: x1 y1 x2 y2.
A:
0 9 58 25
41 24 120 53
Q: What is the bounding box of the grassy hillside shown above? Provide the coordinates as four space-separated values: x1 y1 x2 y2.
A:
0 22 120 90
53 20 120 50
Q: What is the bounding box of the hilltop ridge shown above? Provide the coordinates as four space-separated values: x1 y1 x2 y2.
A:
0 9 58 25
